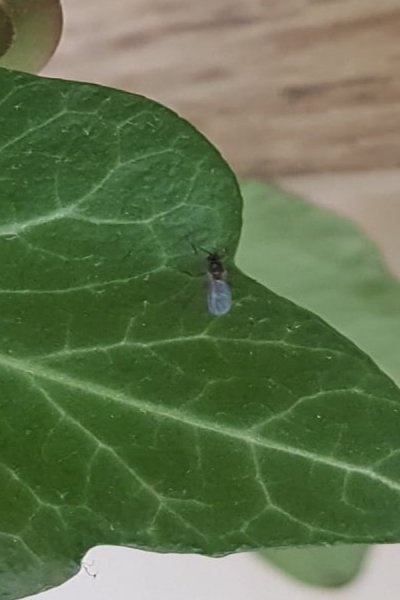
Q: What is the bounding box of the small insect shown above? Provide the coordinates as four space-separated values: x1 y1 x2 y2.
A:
205 251 232 316
189 241 232 316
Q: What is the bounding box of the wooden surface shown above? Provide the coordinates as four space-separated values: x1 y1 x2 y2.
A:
43 0 400 176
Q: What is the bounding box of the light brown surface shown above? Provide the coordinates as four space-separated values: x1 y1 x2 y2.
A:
44 0 400 176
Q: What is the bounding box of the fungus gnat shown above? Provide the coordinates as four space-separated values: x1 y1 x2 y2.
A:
189 242 232 316
205 251 232 316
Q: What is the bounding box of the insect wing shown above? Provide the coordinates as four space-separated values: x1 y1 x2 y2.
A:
207 278 232 316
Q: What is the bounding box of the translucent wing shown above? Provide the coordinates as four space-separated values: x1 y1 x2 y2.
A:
207 279 232 316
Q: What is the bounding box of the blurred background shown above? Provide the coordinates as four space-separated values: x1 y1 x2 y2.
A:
33 0 400 597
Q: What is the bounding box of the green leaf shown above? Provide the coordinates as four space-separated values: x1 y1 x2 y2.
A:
237 181 399 587
1 70 400 599
261 545 368 587
237 181 400 384
0 0 63 73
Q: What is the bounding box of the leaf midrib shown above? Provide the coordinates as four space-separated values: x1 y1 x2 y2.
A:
1 350 398 494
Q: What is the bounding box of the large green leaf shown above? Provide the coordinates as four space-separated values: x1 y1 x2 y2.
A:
1 70 400 599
